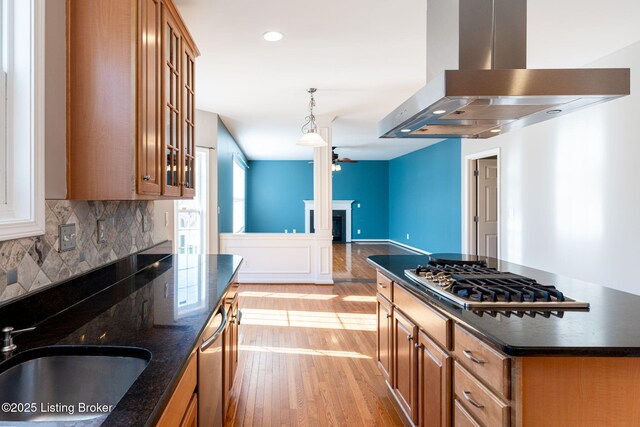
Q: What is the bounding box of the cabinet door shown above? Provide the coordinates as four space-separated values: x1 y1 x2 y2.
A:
228 295 239 390
394 309 418 423
181 44 196 197
377 294 393 384
162 8 182 197
180 393 198 427
137 0 162 195
418 330 452 427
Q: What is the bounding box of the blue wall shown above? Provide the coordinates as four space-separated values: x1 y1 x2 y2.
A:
240 139 461 252
217 119 247 233
388 139 462 253
245 161 313 233
245 161 389 239
333 161 389 239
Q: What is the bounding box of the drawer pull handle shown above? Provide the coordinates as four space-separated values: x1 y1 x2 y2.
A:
407 334 413 341
463 391 485 409
463 350 485 365
386 313 391 319
377 283 387 289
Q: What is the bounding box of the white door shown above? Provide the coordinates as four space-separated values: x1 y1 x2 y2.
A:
476 158 498 257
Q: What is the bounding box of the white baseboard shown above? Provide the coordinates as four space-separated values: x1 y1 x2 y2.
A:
387 240 431 255
236 273 334 285
350 238 430 255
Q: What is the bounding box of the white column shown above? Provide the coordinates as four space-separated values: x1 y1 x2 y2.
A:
312 126 333 284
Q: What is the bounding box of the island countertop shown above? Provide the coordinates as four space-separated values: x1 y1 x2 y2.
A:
0 247 243 426
368 254 640 357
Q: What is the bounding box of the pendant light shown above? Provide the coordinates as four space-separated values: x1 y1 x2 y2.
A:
296 88 327 147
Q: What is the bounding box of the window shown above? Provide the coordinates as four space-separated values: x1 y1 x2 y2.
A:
175 148 209 254
0 0 45 240
232 156 246 233
1 0 9 205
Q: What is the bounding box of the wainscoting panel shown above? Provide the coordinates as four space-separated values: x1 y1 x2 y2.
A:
220 233 332 284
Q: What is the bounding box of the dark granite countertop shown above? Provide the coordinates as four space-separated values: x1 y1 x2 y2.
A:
368 254 640 357
0 246 243 426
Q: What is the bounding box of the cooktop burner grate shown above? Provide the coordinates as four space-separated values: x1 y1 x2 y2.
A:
405 261 589 309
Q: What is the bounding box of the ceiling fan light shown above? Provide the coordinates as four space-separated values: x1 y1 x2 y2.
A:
296 131 326 147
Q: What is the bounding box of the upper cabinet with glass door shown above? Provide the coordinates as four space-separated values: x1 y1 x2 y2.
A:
63 0 199 200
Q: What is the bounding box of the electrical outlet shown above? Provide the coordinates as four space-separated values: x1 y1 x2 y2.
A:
284 229 289 233
97 219 107 243
406 233 410 240
357 203 361 208
357 229 361 234
59 224 77 252
293 229 297 233
165 212 169 227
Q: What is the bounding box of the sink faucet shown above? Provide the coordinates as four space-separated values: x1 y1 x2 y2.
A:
1 326 36 353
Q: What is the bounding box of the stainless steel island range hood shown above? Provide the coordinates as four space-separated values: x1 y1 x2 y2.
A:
379 0 630 139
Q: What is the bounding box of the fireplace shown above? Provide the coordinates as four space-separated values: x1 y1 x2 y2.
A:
304 200 354 243
309 209 347 242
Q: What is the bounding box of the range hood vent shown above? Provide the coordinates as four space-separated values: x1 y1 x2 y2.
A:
379 0 630 139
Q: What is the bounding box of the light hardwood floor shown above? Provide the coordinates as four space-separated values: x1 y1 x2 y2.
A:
225 243 416 426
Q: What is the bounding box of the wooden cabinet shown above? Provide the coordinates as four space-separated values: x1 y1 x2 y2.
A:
180 394 198 427
228 294 239 393
393 309 418 423
417 331 451 427
157 352 198 427
377 271 393 301
377 294 393 384
66 0 199 200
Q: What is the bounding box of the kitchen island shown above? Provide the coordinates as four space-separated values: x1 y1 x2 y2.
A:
0 245 242 426
369 254 640 427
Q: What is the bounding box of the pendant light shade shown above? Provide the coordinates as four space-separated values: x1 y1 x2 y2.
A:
296 88 327 147
297 131 326 147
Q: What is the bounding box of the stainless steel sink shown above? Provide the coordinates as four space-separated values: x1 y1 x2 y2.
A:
0 346 150 423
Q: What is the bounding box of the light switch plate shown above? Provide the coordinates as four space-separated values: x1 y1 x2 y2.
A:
59 223 77 252
97 219 107 243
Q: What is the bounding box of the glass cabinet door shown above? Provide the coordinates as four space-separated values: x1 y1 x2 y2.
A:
162 11 182 196
182 45 196 197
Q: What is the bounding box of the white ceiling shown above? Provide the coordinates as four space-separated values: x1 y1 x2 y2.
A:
175 0 640 161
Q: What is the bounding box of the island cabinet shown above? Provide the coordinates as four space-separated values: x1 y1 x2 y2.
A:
375 269 640 427
156 351 198 427
66 0 199 200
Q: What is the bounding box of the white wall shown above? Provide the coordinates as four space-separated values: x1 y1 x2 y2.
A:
462 40 640 294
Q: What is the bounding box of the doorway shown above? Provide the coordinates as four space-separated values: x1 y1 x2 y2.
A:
466 151 499 258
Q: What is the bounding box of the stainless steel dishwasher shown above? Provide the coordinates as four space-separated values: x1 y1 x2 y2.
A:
198 304 227 426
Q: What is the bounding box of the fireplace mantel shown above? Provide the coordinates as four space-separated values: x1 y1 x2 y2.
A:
304 200 354 243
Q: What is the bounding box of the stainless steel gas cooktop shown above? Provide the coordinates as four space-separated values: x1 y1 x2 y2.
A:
404 254 589 309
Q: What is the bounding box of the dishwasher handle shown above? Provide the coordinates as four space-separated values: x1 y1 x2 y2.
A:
200 305 228 351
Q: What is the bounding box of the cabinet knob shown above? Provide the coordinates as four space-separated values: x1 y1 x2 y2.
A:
407 335 413 341
143 175 151 181
386 313 391 319
414 343 420 349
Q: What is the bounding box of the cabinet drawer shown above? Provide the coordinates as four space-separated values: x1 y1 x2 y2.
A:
454 324 510 399
376 272 393 301
454 362 509 427
394 283 451 349
454 399 481 427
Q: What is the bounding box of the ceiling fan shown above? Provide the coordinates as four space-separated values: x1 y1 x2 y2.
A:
332 147 358 164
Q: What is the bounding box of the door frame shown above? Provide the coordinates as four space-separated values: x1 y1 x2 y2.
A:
461 148 501 258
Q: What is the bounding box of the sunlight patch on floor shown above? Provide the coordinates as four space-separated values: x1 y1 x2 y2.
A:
239 345 371 359
239 291 337 300
240 308 376 331
342 295 377 303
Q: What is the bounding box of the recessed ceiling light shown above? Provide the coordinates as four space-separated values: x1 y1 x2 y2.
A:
263 31 283 42
490 129 501 133
400 129 412 133
433 110 447 115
